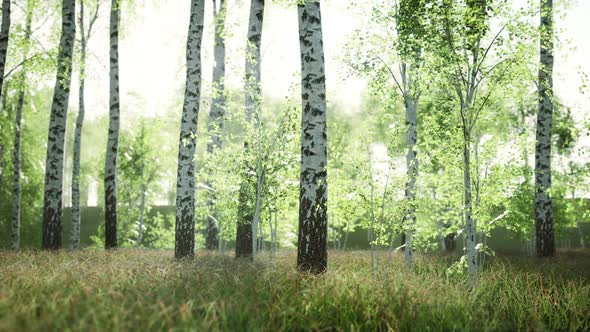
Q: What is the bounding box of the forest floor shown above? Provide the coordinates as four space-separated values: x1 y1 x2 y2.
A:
1 249 589 331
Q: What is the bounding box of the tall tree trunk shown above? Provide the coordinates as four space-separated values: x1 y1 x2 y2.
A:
437 220 447 252
11 93 24 250
576 221 586 249
403 94 418 267
0 0 11 100
535 0 555 257
343 222 349 251
432 188 447 253
136 162 146 246
235 0 264 259
71 0 98 249
252 141 264 257
462 127 477 287
400 233 406 251
397 0 424 262
296 0 328 274
71 34 84 248
205 0 227 251
11 1 33 250
42 0 76 250
0 83 8 192
368 153 376 275
104 0 120 249
474 133 487 269
174 0 205 259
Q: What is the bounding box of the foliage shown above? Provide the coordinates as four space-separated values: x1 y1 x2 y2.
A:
0 87 52 248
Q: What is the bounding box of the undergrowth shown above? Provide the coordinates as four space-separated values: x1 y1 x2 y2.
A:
1 249 588 331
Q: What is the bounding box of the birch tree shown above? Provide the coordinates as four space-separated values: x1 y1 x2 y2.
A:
435 0 523 287
175 0 205 259
11 0 34 250
534 0 555 257
0 0 11 100
396 0 426 267
442 0 485 287
236 0 264 259
42 0 76 250
344 0 426 266
71 0 99 249
205 0 227 251
296 0 328 274
105 0 120 249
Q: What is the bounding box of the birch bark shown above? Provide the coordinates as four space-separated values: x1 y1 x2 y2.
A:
296 0 328 274
71 0 98 249
104 0 120 249
395 0 424 267
12 92 24 250
441 0 490 287
71 2 85 249
42 0 76 250
175 0 205 259
0 0 11 100
235 0 264 259
462 124 478 287
535 0 555 257
11 0 33 250
137 164 146 246
205 0 226 250
0 84 6 192
403 94 418 267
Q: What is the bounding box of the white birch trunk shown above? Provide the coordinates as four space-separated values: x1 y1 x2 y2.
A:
236 0 264 259
204 0 227 250
462 128 478 288
11 2 33 250
252 137 263 258
0 0 11 100
104 0 120 249
42 0 76 250
71 65 84 249
70 2 86 251
174 0 205 259
296 0 328 274
137 163 146 246
535 0 555 257
0 84 6 192
404 95 418 267
12 92 24 250
368 152 376 275
71 0 98 249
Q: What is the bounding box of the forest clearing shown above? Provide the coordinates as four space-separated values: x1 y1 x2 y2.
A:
1 0 590 330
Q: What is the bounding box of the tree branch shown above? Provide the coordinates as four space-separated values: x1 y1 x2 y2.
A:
374 55 405 96
3 53 45 79
473 25 507 78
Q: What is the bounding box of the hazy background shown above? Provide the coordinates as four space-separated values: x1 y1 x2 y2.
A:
31 0 589 203
72 0 589 117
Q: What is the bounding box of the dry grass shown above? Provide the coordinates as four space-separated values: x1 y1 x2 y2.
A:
0 249 589 331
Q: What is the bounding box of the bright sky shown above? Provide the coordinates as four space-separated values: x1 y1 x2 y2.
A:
70 0 589 149
73 0 590 118
48 0 589 205
76 0 370 121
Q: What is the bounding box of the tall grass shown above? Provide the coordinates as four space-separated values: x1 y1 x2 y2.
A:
1 249 588 331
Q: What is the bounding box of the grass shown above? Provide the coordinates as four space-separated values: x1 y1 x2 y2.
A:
1 249 589 331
